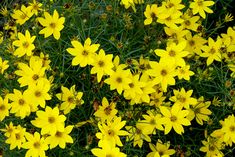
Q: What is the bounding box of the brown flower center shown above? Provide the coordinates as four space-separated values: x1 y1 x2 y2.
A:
170 115 177 122
18 99 25 106
35 91 42 97
49 22 56 28
33 142 41 149
48 117 55 123
161 69 167 76
116 77 122 83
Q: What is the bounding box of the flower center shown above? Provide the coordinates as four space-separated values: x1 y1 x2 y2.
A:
0 104 6 111
189 40 195 46
209 48 216 54
169 50 176 57
229 125 235 132
18 99 25 106
20 13 27 19
184 20 191 26
161 69 167 76
82 50 88 56
15 133 21 140
22 41 29 48
48 116 55 123
55 131 63 137
197 0 203 6
136 128 142 134
107 129 115 136
98 60 105 67
49 22 56 28
32 74 39 81
170 115 177 122
33 142 41 149
116 77 122 83
104 106 112 115
35 91 42 97
67 96 74 103
129 83 134 88
150 118 156 125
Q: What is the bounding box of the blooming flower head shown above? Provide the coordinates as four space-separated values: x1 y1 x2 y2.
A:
104 67 132 94
25 79 51 108
11 5 33 25
8 89 32 119
15 57 47 87
94 97 118 122
147 139 175 157
144 4 158 25
56 85 84 114
147 61 177 92
91 49 114 82
13 30 36 57
5 125 26 150
200 37 222 66
28 0 42 16
22 132 49 157
126 124 151 148
31 106 66 135
38 10 65 40
67 38 100 67
159 104 191 135
189 0 215 19
45 125 74 149
170 88 197 109
96 117 129 147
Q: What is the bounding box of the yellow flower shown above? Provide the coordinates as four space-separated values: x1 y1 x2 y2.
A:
123 74 145 100
91 140 127 157
0 122 16 137
0 95 10 121
220 114 235 144
181 13 200 32
200 137 224 157
104 67 131 94
170 88 197 109
138 110 164 135
221 27 235 47
67 38 100 67
96 117 129 147
176 65 195 81
147 61 177 92
38 10 65 40
15 57 47 87
0 57 9 74
126 124 151 148
8 89 32 119
25 79 51 108
189 0 215 19
147 139 175 157
5 125 26 150
224 13 234 23
91 49 114 82
159 104 191 135
164 26 189 44
28 0 42 16
31 106 66 135
94 97 118 122
45 125 73 149
13 30 36 57
120 0 136 12
149 91 166 107
187 96 212 125
200 37 222 66
155 41 189 67
22 132 49 157
144 4 158 25
185 32 207 56
11 5 33 25
56 85 84 114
